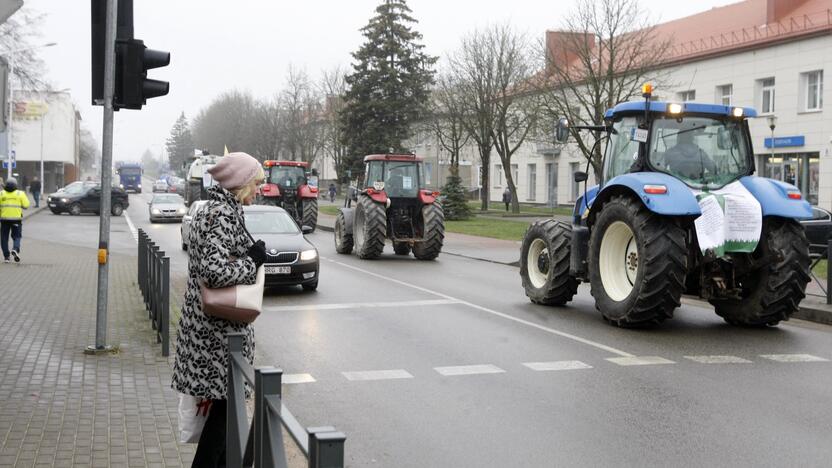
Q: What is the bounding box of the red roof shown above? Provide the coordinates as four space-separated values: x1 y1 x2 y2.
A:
363 154 424 162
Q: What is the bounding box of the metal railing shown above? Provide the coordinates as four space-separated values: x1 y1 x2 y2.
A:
226 333 346 468
807 240 832 305
137 228 170 356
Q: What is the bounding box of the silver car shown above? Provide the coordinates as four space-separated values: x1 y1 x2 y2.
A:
148 193 187 223
152 179 169 193
180 200 208 250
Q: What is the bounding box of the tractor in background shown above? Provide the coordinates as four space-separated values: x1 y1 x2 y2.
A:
259 160 319 232
334 154 444 260
520 84 811 327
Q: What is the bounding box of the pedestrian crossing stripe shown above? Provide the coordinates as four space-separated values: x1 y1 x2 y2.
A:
759 354 829 362
523 361 592 371
605 356 676 366
434 364 505 376
683 355 752 364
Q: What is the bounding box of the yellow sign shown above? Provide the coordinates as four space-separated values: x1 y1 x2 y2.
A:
13 101 48 119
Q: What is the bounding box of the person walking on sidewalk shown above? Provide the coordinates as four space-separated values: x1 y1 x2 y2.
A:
0 177 30 263
29 177 41 208
328 182 337 203
171 152 266 468
502 187 512 212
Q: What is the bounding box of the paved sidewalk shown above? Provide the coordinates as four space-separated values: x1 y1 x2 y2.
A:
0 238 195 467
316 212 832 325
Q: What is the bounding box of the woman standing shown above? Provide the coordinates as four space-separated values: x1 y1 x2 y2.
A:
171 152 267 467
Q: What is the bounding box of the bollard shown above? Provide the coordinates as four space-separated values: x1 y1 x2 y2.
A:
827 239 831 305
309 430 346 468
255 368 284 467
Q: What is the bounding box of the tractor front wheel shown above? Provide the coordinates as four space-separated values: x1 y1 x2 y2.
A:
710 218 810 326
302 198 318 232
334 210 353 254
412 202 444 261
353 195 386 259
589 195 687 327
520 220 578 306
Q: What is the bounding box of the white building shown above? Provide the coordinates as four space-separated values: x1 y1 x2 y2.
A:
4 90 81 192
436 0 832 208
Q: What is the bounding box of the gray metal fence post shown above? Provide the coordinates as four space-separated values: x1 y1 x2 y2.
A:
826 239 831 305
255 368 285 467
137 230 145 298
308 430 346 468
160 256 169 355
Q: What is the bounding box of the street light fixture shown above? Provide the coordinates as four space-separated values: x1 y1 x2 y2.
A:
766 114 777 179
2 41 58 178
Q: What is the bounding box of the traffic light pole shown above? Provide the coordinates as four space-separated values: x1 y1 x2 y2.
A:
86 0 117 354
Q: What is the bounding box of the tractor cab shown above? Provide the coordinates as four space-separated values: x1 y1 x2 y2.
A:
259 160 319 231
364 154 425 198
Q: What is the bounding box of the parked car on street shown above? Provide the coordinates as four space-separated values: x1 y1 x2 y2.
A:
148 193 187 223
168 177 186 194
244 205 319 290
180 200 208 250
152 179 169 193
47 184 129 216
800 207 832 255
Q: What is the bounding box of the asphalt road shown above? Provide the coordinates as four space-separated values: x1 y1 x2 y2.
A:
28 191 832 467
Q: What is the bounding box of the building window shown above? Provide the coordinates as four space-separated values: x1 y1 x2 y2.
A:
511 164 519 185
677 90 696 102
494 165 503 187
527 164 537 201
570 162 581 202
716 84 733 106
546 163 557 206
803 70 823 111
759 77 775 114
424 162 433 186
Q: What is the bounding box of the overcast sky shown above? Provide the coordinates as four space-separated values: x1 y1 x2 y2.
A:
25 0 738 162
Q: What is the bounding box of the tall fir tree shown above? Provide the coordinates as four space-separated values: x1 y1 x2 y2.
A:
340 0 436 179
166 112 195 177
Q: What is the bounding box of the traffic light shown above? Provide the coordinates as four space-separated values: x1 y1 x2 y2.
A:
115 39 170 110
91 0 133 106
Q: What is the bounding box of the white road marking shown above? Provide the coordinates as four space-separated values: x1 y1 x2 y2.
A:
523 360 593 371
434 364 505 376
323 257 635 358
124 211 138 243
263 299 459 312
684 355 752 364
342 369 414 381
759 354 829 363
606 356 676 366
282 373 316 384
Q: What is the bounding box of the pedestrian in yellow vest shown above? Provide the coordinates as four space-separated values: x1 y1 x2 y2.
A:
0 177 30 263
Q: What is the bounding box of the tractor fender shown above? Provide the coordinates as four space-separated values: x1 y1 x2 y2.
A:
339 207 355 233
739 176 812 219
418 189 437 205
299 184 319 199
364 189 388 205
583 172 701 223
261 183 280 197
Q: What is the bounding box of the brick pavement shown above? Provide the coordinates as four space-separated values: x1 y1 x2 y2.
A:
0 238 195 467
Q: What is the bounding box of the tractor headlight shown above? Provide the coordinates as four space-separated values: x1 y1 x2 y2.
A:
731 107 744 118
667 103 683 114
300 249 318 261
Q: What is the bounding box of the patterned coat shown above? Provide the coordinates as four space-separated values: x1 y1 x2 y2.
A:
172 185 257 400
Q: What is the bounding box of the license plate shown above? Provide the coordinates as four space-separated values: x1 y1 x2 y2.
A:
48 203 56 207
264 266 291 274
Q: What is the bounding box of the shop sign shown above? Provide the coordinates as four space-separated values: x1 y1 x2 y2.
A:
764 135 805 148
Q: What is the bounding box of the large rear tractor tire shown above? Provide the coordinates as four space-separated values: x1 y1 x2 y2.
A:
353 195 386 259
393 242 411 256
334 211 354 254
520 220 579 306
412 202 444 261
302 198 318 232
589 195 687 327
709 218 810 326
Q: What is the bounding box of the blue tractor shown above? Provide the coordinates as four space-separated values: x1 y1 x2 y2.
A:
520 86 812 327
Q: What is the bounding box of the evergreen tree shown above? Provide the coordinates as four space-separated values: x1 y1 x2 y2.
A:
441 175 472 220
340 0 437 179
166 112 195 177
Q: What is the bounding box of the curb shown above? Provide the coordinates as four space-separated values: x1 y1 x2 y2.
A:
22 206 46 220
793 304 832 325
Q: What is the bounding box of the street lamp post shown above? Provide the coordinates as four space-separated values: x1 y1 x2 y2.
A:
2 42 57 179
767 114 777 177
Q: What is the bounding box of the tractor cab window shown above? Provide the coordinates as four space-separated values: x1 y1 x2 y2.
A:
384 162 420 197
269 166 306 188
649 116 750 189
366 161 385 188
603 116 641 181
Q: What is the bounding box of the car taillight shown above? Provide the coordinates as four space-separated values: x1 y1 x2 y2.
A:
787 191 802 200
643 184 668 194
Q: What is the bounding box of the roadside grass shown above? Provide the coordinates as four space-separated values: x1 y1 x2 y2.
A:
445 217 531 241
319 205 340 216
466 201 572 217
812 259 827 279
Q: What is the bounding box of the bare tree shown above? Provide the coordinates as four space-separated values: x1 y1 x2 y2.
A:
319 66 349 182
0 8 49 89
192 90 258 156
487 24 538 214
450 28 498 211
429 71 470 178
281 66 325 165
535 0 671 176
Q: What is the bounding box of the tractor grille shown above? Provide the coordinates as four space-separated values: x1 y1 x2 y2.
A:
266 252 298 265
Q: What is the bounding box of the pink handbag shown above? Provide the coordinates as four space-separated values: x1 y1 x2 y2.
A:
199 211 265 323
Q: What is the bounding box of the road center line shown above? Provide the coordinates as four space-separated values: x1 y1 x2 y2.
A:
322 257 635 358
263 299 459 312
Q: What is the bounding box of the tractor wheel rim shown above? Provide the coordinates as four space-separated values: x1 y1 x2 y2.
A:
599 221 638 302
527 238 549 289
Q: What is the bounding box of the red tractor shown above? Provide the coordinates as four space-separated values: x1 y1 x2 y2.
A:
259 160 319 231
334 154 444 260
